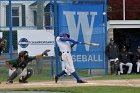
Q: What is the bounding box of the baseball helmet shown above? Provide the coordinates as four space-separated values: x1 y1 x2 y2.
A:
19 51 28 58
59 32 70 38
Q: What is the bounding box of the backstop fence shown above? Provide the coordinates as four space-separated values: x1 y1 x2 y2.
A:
0 0 107 80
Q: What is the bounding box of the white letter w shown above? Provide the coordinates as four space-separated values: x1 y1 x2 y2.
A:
63 11 97 51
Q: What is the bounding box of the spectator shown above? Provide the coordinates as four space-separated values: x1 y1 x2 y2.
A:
105 38 120 75
119 46 133 74
135 46 140 73
0 37 7 55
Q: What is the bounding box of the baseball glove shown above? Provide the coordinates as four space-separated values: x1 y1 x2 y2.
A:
42 49 50 56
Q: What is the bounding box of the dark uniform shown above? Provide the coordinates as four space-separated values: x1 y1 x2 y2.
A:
105 39 119 75
6 51 35 83
8 57 36 69
6 50 50 84
119 46 133 74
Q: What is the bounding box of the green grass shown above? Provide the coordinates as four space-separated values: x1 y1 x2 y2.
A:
1 66 140 82
91 74 140 80
0 66 140 93
2 86 140 93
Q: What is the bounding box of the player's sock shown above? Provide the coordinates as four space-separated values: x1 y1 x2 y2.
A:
71 72 80 80
57 70 66 77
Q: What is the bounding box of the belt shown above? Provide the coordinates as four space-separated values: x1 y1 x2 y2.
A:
62 51 69 53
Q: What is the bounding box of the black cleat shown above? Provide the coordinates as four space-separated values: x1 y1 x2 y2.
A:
120 73 124 75
19 79 28 83
77 80 87 83
54 75 58 83
6 80 13 84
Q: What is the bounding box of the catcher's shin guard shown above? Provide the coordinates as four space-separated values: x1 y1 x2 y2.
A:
19 68 33 83
7 70 18 82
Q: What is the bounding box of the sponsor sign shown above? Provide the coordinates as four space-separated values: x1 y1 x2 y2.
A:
58 3 106 69
17 30 54 56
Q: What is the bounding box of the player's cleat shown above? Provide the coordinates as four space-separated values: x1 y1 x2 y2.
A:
68 74 71 76
77 80 87 83
64 74 67 77
19 79 28 83
6 80 13 84
54 75 58 83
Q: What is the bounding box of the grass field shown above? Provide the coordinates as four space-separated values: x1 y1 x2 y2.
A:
0 65 140 93
2 86 140 93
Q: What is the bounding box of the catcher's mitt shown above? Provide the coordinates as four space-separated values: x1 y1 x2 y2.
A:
42 49 50 56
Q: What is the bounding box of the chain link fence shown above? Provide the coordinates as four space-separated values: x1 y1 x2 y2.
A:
0 0 59 82
0 0 107 83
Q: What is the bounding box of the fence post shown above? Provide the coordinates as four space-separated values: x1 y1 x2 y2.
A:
9 0 13 59
104 0 108 75
54 0 59 75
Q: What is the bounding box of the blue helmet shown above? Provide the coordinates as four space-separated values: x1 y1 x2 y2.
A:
59 32 70 38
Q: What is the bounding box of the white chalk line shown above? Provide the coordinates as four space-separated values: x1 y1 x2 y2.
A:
23 82 97 86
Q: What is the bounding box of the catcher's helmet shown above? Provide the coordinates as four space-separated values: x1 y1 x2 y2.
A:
19 51 28 58
59 32 70 38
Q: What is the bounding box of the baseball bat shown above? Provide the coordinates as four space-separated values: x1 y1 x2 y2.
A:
80 42 100 46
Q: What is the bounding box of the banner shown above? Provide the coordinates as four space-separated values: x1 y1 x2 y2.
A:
17 30 54 56
58 3 106 69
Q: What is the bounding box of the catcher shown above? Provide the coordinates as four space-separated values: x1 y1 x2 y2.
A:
5 49 50 84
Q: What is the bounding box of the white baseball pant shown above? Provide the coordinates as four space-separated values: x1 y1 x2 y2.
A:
136 62 140 72
61 52 75 75
9 68 27 77
120 62 133 74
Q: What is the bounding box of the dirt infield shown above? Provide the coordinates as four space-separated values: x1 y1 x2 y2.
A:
0 79 140 89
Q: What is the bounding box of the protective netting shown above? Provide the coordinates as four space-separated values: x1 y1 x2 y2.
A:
0 0 107 83
0 0 58 82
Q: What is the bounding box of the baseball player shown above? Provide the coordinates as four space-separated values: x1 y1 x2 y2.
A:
119 46 133 74
54 32 87 83
105 38 120 75
5 49 50 84
135 46 140 73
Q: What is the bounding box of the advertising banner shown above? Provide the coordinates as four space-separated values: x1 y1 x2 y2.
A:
58 3 106 69
17 30 54 56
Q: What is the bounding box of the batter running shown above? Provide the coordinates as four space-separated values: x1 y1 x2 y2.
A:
55 32 87 83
